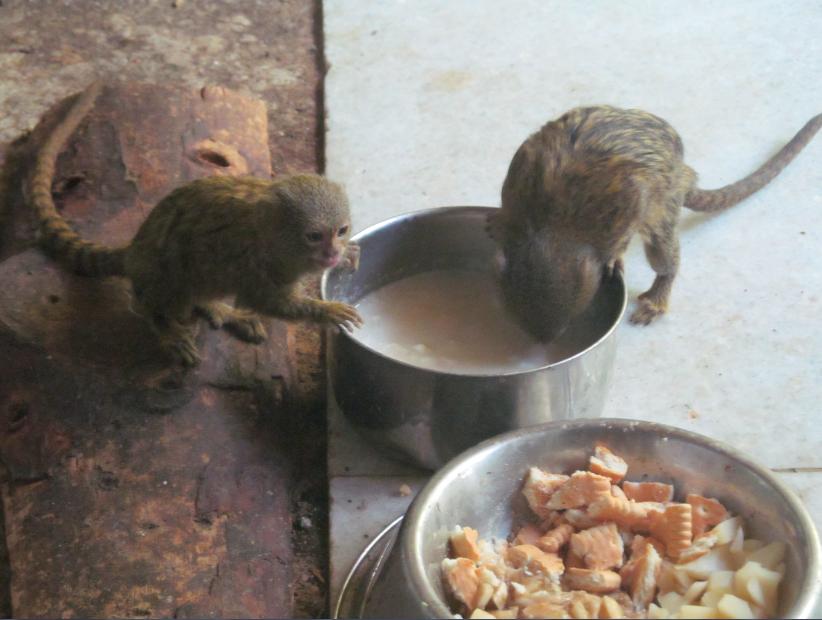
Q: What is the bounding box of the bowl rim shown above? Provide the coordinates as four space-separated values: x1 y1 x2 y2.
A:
400 417 822 618
320 205 628 378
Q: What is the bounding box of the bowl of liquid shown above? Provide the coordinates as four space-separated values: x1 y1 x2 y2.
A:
322 206 626 469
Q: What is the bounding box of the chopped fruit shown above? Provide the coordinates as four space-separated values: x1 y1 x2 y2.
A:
589 443 629 482
623 481 675 503
716 593 754 619
709 517 742 546
686 494 729 538
570 523 625 570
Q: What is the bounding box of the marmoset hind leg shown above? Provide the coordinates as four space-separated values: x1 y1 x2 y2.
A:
631 197 681 325
132 283 203 366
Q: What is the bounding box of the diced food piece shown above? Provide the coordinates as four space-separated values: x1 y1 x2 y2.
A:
538 523 575 553
589 444 629 482
476 566 505 610
547 471 612 510
687 494 730 538
631 534 666 558
651 504 693 559
658 591 685 614
442 557 480 610
648 602 670 619
676 534 717 564
451 526 482 560
700 570 734 607
716 593 754 619
521 602 569 619
589 496 664 532
489 610 518 619
569 590 602 618
623 481 675 503
733 560 781 615
728 524 745 555
514 523 543 546
563 568 621 593
678 604 719 619
708 517 742 546
612 484 628 500
682 580 708 604
655 560 682 595
469 609 496 619
570 523 625 570
522 468 569 519
564 508 599 530
679 547 736 580
631 541 662 609
746 541 785 570
507 544 565 576
599 594 625 619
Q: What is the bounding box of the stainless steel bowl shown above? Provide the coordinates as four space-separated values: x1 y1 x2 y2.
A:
360 419 821 618
322 207 627 469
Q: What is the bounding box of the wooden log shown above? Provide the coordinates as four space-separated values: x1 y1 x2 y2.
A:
0 83 302 618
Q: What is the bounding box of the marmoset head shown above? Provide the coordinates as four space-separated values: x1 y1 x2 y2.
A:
273 174 352 272
500 233 602 342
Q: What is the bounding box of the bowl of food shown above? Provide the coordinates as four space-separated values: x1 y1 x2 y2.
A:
321 206 627 469
356 419 820 618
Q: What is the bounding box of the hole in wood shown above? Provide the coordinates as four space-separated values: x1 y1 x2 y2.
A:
8 401 29 433
198 149 231 167
53 175 86 196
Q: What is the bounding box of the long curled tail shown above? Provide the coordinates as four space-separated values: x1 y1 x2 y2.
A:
28 81 127 277
685 113 822 212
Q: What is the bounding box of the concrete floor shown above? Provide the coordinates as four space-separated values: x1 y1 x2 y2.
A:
324 0 822 613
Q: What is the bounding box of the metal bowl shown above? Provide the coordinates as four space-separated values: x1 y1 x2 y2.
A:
359 419 821 618
322 206 627 470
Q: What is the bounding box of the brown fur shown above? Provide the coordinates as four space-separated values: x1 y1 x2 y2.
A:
490 106 822 340
26 82 362 366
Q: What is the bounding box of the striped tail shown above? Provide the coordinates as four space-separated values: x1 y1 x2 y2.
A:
28 81 127 277
685 113 822 212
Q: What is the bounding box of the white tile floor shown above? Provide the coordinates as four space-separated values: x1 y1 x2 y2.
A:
324 0 822 613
